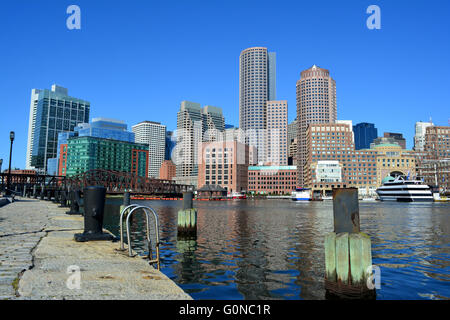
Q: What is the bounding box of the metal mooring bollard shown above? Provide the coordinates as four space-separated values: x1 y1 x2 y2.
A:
59 190 68 207
324 188 375 299
74 186 114 242
52 190 59 203
66 190 81 215
177 191 197 238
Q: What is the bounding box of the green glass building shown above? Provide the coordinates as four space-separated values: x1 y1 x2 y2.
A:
65 136 149 177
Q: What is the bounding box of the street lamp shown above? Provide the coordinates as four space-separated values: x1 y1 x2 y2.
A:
0 158 3 192
6 131 14 196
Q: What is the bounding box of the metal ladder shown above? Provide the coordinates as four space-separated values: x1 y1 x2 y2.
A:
119 204 161 270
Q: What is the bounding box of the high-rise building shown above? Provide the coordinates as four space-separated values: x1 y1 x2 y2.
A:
414 120 434 151
353 122 378 150
132 121 166 178
239 47 276 163
266 100 288 165
174 101 225 186
296 65 337 186
202 105 225 141
165 131 176 161
26 84 90 173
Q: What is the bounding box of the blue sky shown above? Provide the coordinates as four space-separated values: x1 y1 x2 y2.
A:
0 0 449 169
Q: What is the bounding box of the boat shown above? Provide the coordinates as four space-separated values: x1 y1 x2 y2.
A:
375 175 433 202
361 196 377 202
291 188 311 201
231 192 247 200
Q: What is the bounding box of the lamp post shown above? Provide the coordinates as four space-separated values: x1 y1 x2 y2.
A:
6 131 14 196
0 158 3 193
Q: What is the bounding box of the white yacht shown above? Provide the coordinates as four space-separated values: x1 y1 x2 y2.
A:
376 176 433 202
291 188 311 201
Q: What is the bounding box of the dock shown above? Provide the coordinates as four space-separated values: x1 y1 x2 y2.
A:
0 198 192 300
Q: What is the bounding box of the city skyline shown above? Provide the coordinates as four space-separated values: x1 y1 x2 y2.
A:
1 0 450 169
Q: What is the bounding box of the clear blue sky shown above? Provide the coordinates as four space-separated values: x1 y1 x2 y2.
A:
0 0 449 169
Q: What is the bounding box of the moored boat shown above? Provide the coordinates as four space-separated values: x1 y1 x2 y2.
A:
291 188 311 201
375 175 433 202
231 192 247 200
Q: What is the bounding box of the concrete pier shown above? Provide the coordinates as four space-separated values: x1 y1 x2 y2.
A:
0 198 191 300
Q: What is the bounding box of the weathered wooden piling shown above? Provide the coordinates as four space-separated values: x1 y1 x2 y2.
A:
177 191 197 237
324 188 375 299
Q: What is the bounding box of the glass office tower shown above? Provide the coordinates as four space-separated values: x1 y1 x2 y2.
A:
353 122 378 150
26 84 90 173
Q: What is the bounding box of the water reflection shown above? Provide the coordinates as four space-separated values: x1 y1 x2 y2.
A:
104 199 450 300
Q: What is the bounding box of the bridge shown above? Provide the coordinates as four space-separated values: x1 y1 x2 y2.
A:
0 169 193 197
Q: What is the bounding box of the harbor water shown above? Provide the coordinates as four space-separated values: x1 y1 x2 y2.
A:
104 199 450 300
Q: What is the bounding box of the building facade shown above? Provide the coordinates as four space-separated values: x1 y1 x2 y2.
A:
416 126 450 193
296 65 337 187
304 123 378 197
132 121 166 178
353 122 378 150
372 132 406 149
266 100 288 165
248 166 297 195
63 136 148 177
75 118 134 142
373 144 416 186
198 140 250 193
414 121 434 151
239 47 276 163
26 85 90 173
159 160 176 180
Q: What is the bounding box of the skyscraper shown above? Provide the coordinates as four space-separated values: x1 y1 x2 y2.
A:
132 121 166 178
174 101 225 186
353 122 378 150
266 100 288 165
26 84 90 173
414 120 434 151
239 47 276 163
296 65 337 186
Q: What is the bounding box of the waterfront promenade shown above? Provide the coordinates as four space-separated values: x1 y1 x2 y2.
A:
0 198 191 300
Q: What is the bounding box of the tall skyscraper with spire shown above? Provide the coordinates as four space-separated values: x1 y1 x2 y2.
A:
296 65 337 186
239 47 276 163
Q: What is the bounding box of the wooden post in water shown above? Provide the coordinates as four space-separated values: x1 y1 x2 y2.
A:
177 191 197 237
324 188 376 299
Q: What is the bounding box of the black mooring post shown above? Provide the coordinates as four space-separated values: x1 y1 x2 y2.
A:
123 191 130 206
66 190 81 215
74 186 114 242
52 190 59 203
59 189 68 207
40 186 45 200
